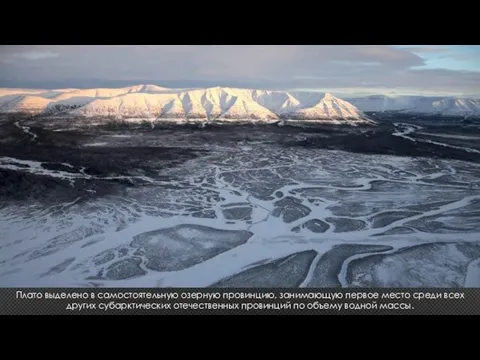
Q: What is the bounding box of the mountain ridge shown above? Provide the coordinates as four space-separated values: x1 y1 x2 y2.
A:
0 85 372 124
345 94 480 116
1 85 479 123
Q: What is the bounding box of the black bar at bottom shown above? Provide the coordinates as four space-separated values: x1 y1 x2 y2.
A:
1 288 478 315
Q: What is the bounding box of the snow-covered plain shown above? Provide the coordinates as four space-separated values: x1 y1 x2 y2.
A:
1 134 480 288
393 122 480 154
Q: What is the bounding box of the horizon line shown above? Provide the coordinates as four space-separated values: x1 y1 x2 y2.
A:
0 83 478 99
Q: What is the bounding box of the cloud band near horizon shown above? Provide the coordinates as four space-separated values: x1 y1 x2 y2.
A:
0 45 479 97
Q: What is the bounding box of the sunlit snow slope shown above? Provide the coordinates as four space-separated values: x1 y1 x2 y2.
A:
0 85 370 124
346 95 480 116
2 85 479 122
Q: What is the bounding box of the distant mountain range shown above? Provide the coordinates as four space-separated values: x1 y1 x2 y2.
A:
1 85 479 124
345 95 480 117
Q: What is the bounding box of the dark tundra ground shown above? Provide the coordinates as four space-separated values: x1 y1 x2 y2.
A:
0 113 479 288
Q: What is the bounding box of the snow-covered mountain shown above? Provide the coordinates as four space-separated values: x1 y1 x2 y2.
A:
2 85 480 119
3 84 479 122
0 95 54 113
283 92 365 120
345 95 480 116
0 85 371 124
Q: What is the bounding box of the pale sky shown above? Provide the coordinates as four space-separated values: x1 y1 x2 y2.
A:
0 45 479 97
